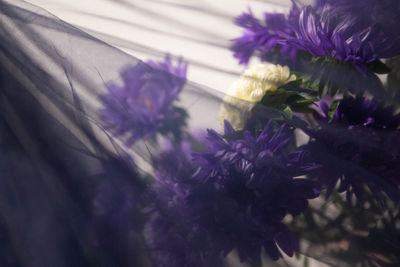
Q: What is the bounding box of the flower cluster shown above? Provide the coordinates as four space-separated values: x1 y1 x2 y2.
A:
99 56 188 146
219 63 295 130
303 96 400 203
146 139 215 267
95 1 400 265
233 1 400 73
148 122 320 266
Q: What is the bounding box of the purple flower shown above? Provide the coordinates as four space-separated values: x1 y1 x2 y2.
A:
99 56 188 146
304 96 400 204
232 7 299 65
91 155 149 266
146 140 215 267
148 122 319 265
315 0 400 35
284 2 400 72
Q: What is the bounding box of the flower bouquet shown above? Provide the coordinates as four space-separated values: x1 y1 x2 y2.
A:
1 0 400 266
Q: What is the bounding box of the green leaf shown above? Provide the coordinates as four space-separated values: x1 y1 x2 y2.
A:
291 116 309 129
223 130 244 141
286 93 306 104
291 99 317 113
328 100 340 123
302 78 320 92
260 88 316 114
367 59 392 74
318 80 326 97
304 257 310 267
330 84 339 97
260 89 293 107
283 105 293 118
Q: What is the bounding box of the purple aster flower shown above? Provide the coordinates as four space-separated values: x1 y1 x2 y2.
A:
232 6 299 65
146 139 217 267
304 96 400 204
147 122 319 266
91 155 150 266
315 0 400 35
283 2 400 72
99 55 188 146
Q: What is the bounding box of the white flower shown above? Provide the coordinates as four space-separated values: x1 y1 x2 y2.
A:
227 63 296 102
219 64 295 130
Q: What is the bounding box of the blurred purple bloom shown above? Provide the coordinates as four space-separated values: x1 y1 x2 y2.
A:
146 140 216 267
190 121 319 261
321 97 400 131
100 56 188 146
148 122 319 265
92 156 149 266
284 1 400 72
232 7 299 65
315 0 400 34
305 96 400 204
